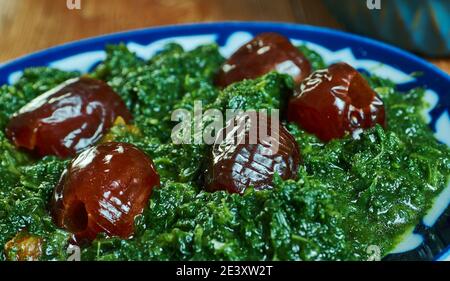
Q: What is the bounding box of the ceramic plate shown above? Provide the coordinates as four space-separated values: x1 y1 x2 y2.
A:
0 22 449 260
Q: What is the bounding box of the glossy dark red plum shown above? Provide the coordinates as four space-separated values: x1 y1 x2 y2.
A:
50 142 160 242
287 62 385 142
205 112 300 194
6 77 132 158
215 32 312 87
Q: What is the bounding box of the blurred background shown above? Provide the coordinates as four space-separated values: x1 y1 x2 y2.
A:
0 0 448 73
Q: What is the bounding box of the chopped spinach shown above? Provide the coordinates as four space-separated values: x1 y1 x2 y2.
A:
0 43 448 261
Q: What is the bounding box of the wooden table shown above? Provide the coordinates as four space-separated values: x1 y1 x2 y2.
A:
0 0 448 73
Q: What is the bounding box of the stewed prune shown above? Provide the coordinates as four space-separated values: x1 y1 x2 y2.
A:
205 112 300 194
215 33 312 87
287 63 385 141
50 142 160 243
6 77 132 158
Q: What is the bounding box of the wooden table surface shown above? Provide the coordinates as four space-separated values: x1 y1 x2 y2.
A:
0 0 449 73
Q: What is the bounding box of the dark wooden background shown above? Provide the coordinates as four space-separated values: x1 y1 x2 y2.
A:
0 0 448 73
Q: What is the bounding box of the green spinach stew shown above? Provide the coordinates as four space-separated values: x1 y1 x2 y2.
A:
0 33 449 261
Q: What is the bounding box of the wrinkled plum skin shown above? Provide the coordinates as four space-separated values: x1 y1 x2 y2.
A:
205 113 300 194
215 33 312 87
6 77 132 158
287 63 386 142
50 142 160 243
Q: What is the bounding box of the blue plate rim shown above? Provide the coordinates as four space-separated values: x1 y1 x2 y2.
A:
0 21 449 83
0 20 449 260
